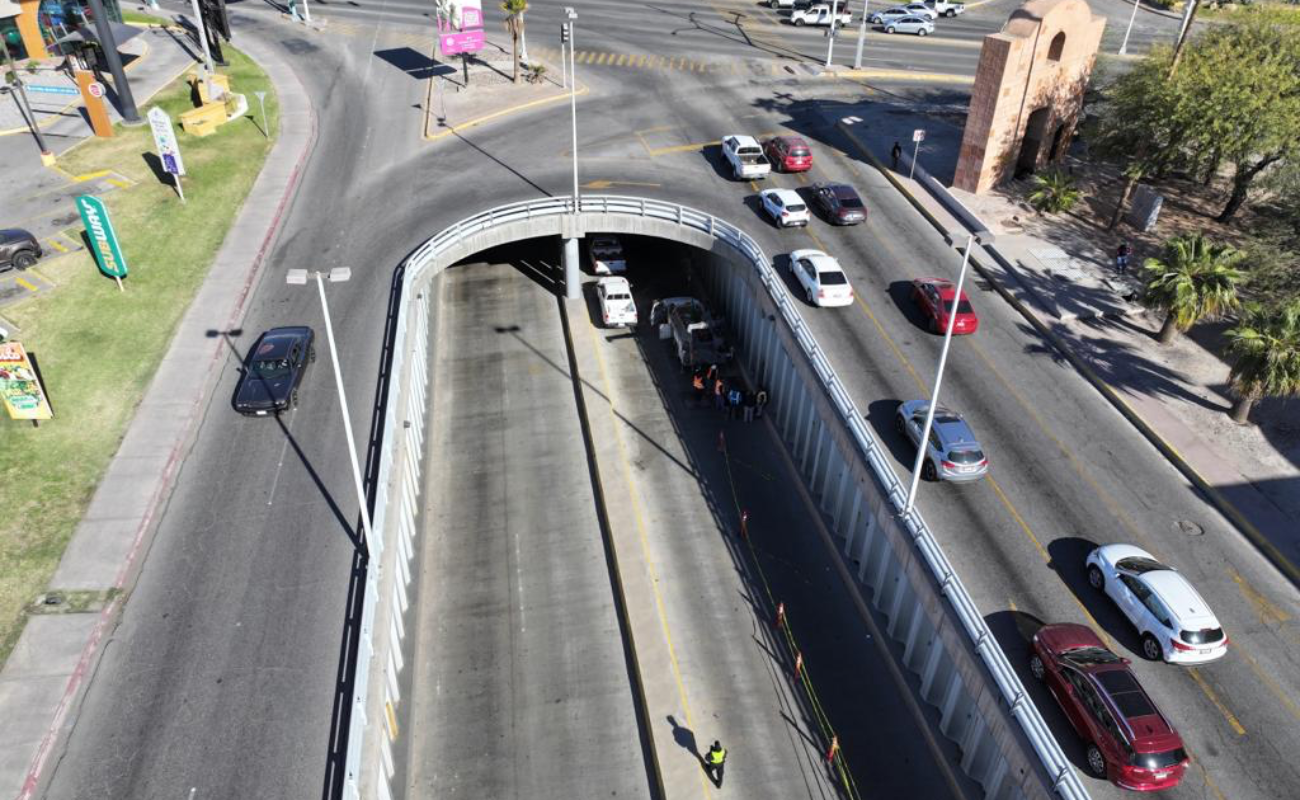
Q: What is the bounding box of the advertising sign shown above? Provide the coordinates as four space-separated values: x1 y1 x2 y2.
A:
76 195 129 280
913 128 926 142
147 106 186 176
0 342 54 421
439 0 485 55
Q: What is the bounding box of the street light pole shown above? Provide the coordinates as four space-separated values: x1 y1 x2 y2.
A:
286 268 375 550
565 7 579 214
904 235 973 514
824 0 841 68
853 0 868 69
84 0 140 122
1118 0 1141 55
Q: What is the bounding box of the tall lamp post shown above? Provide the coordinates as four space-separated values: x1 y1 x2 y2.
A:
853 0 868 69
564 7 578 213
824 0 841 68
285 268 375 550
1118 0 1141 55
0 1 54 163
904 234 974 515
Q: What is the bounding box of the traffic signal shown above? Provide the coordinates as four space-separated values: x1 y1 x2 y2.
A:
560 23 570 45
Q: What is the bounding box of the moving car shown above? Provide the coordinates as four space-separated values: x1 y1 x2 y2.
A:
927 0 966 16
0 228 42 273
589 235 627 274
1086 544 1229 664
788 249 853 307
596 276 637 328
912 277 979 334
759 188 811 228
884 14 934 34
810 182 867 225
1030 623 1190 791
869 7 914 24
763 135 813 172
234 326 315 416
894 400 988 482
902 2 938 19
721 135 772 180
791 3 852 26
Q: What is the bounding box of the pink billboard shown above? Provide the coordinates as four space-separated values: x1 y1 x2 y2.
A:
439 0 485 56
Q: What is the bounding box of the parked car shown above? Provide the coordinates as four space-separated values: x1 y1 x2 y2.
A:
721 135 772 180
927 0 966 16
902 2 938 19
1031 623 1190 791
788 249 853 307
767 0 816 9
894 400 988 482
1085 544 1229 664
0 228 42 273
912 277 978 334
763 135 813 172
791 3 852 26
810 182 867 225
657 296 733 367
234 326 315 416
884 14 934 34
596 276 637 328
589 235 627 274
869 7 913 24
759 188 811 228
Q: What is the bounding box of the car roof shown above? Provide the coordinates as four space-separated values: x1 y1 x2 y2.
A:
770 135 808 148
598 276 631 291
255 327 310 358
918 278 967 300
727 134 761 147
1088 668 1181 751
826 183 859 198
1095 542 1154 566
900 400 958 419
792 251 842 274
765 188 804 204
933 417 978 447
1140 570 1219 626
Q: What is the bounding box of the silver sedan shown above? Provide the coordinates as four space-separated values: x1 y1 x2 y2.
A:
895 400 989 482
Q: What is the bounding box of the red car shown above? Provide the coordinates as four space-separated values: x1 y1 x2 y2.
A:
763 136 813 172
912 277 978 334
1031 624 1189 792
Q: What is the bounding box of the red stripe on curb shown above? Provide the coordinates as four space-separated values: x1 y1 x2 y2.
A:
17 45 319 800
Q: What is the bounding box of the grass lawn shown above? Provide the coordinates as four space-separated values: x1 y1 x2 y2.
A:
0 46 279 665
121 10 171 25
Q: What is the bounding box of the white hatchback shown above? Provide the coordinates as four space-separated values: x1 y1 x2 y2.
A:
788 249 854 307
596 276 637 328
1086 543 1229 664
759 188 811 228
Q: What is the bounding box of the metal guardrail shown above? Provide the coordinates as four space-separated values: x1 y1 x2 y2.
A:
351 196 1090 800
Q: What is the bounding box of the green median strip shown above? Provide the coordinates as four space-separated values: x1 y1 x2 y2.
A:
0 46 279 666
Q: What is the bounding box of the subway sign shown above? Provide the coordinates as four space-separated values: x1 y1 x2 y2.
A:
76 194 129 279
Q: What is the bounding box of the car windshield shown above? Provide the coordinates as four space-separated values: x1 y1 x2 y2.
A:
932 413 961 424
790 148 810 157
252 358 291 379
947 449 985 465
819 270 848 286
943 299 975 314
1062 646 1123 666
1130 749 1187 770
1116 556 1168 574
1094 670 1156 719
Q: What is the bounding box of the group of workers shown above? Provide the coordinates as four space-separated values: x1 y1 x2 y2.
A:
691 365 767 422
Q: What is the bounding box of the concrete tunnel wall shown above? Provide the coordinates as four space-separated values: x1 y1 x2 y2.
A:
356 203 1074 800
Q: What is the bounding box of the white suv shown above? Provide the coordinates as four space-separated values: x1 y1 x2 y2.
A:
1086 544 1229 664
759 188 810 228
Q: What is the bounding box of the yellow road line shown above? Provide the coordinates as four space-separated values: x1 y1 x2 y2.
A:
583 317 713 799
1191 759 1229 800
1187 668 1246 736
1228 566 1289 625
646 140 719 157
15 277 38 292
1235 645 1300 722
45 239 69 253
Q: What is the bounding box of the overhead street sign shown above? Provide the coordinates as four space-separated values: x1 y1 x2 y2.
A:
147 106 186 176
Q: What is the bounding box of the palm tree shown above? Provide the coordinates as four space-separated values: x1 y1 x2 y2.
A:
1140 233 1244 344
1026 170 1081 216
1225 300 1300 424
502 0 528 85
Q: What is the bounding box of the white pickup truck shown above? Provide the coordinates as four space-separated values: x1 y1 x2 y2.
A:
720 135 771 181
927 0 965 16
791 3 852 26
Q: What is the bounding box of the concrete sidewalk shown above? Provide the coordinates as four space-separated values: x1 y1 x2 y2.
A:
0 25 318 800
830 105 1300 586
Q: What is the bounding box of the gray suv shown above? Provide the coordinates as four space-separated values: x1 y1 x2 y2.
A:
0 229 42 273
895 400 989 482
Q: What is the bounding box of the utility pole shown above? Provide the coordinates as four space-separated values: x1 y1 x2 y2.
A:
824 0 841 68
85 0 140 122
853 0 868 69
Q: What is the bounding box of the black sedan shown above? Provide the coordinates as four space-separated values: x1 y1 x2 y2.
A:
811 183 868 225
234 326 315 415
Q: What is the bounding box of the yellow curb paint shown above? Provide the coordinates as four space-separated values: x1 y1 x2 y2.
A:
73 170 112 182
831 68 974 84
45 239 69 254
106 178 130 188
384 701 398 740
425 85 590 142
15 277 38 292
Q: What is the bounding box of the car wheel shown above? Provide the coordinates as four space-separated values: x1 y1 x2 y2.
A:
922 459 938 482
917 28 928 36
1086 565 1104 591
291 388 299 409
1141 634 1164 662
13 251 37 270
946 8 956 15
795 18 805 26
309 346 317 364
894 414 907 437
886 25 896 33
1085 744 1107 778
805 287 815 304
929 316 940 334
1029 654 1046 682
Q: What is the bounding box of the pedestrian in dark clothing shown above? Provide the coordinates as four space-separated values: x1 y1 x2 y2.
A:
705 741 727 787
728 387 743 419
1116 242 1131 274
692 371 706 407
891 141 903 171
713 378 726 411
743 391 756 423
755 387 769 419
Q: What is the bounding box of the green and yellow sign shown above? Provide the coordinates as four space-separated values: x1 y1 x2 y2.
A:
0 341 54 421
76 195 129 280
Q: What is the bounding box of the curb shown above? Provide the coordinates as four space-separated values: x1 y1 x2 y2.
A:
423 81 587 142
835 120 1300 587
14 35 319 800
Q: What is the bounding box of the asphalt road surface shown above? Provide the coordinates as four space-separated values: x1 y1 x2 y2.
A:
40 2 1295 800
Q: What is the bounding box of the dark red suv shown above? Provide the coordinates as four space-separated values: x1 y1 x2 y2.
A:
763 136 812 172
1031 623 1189 791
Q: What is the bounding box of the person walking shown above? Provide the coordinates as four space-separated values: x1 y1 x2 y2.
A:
704 740 727 787
727 386 743 419
692 370 707 407
743 390 756 423
755 387 769 419
1116 241 1131 274
891 141 903 171
713 377 726 412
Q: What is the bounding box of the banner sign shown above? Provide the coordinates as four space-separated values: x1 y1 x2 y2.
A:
25 84 80 96
76 195 129 279
0 341 54 421
439 0 485 55
147 107 186 176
